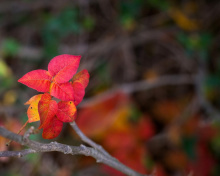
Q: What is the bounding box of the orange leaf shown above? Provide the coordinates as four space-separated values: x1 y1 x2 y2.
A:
72 69 90 88
38 93 58 129
50 82 74 101
42 116 63 139
76 92 130 138
18 69 52 92
48 54 81 83
25 94 43 123
56 101 77 122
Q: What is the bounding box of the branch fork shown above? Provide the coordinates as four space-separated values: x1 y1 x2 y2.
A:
0 123 147 176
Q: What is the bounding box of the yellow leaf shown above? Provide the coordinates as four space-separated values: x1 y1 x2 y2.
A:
25 94 43 123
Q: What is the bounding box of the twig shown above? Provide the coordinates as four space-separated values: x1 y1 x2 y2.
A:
195 68 220 119
70 121 117 161
80 74 196 107
120 74 195 94
0 127 147 176
0 149 37 157
172 97 200 126
0 29 173 61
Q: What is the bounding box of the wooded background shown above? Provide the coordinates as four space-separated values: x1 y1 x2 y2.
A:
0 0 220 175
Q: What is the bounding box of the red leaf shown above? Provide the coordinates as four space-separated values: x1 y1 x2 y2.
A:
18 69 52 92
72 69 90 88
72 81 85 106
38 93 58 129
25 94 43 123
56 101 77 122
48 54 81 83
50 82 74 101
42 116 63 139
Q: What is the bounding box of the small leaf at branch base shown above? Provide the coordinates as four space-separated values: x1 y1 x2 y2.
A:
42 116 63 139
56 101 77 122
50 82 74 101
71 82 85 106
18 69 52 92
38 93 58 129
72 69 90 88
25 94 43 123
48 54 81 83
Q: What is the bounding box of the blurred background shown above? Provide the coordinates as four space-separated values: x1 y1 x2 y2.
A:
0 0 220 175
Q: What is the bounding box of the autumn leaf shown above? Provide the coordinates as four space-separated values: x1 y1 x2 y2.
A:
70 69 89 105
72 69 90 88
42 116 63 139
25 94 43 123
18 69 52 92
48 54 81 83
50 82 74 101
56 101 77 122
38 93 58 129
71 82 85 106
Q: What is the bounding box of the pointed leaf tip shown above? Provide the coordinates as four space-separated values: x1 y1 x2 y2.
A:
25 94 43 105
72 69 90 88
48 54 81 83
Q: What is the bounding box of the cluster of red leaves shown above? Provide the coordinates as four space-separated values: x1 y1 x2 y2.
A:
18 54 89 139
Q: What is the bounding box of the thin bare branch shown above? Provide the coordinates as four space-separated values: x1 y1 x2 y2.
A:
70 121 117 161
80 74 196 107
0 149 37 157
0 127 147 176
0 29 173 61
